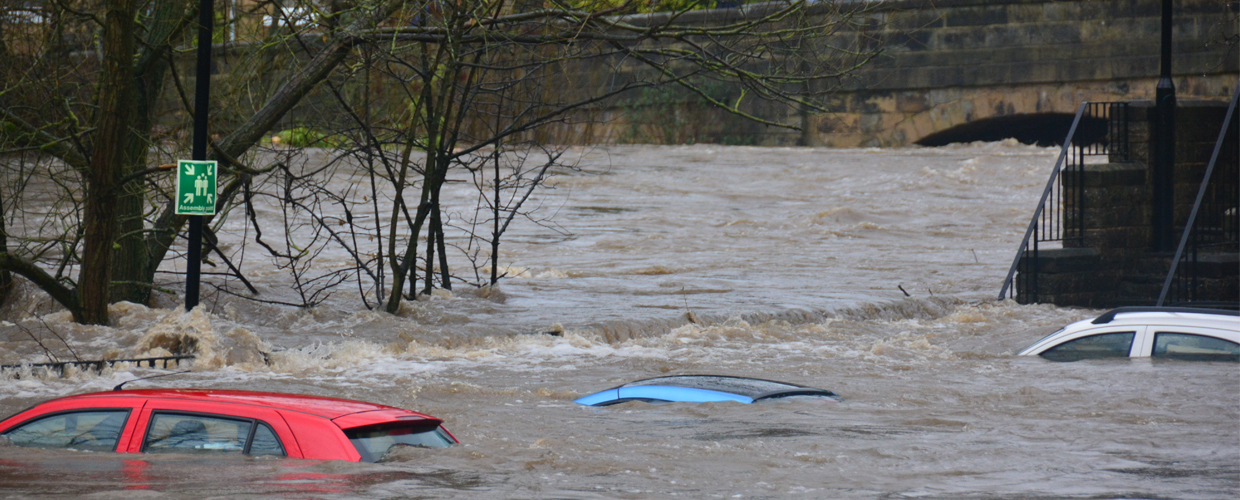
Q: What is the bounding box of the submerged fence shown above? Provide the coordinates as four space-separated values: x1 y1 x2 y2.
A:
0 355 195 378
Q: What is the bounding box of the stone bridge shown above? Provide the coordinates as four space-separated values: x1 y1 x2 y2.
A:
584 0 1239 147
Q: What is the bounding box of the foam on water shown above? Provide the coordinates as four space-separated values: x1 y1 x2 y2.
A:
3 295 1057 395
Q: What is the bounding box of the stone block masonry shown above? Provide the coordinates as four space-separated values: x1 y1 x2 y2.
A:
191 1 1237 148
812 0 1237 147
564 0 1237 147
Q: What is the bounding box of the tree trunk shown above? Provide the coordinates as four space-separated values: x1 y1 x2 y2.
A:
111 0 193 305
0 187 13 306
491 152 500 285
385 195 432 313
110 167 150 305
422 206 437 296
435 205 451 291
385 151 436 312
79 0 140 325
422 154 452 295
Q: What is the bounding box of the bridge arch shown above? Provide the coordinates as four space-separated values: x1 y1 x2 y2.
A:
912 111 1108 147
831 83 1141 148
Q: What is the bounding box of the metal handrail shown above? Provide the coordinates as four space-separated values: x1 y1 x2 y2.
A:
997 102 1128 301
997 103 1088 300
1157 84 1240 306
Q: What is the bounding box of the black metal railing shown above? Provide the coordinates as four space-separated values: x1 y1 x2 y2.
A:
0 355 195 378
999 101 1129 301
1158 86 1240 306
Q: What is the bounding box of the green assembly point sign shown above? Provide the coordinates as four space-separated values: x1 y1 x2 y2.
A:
175 160 218 216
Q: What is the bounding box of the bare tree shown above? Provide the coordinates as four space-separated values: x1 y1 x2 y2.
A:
0 0 403 323
1 0 882 321
354 0 883 313
468 142 570 287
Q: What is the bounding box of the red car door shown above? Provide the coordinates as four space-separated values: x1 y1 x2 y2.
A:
0 394 148 454
129 398 302 458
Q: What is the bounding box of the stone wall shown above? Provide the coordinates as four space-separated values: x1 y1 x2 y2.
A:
588 0 1239 146
189 0 1238 148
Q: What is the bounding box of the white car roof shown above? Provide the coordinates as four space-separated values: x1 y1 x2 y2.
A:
1076 310 1239 332
1021 307 1239 356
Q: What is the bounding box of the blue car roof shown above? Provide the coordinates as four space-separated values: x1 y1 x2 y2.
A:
574 375 840 406
574 386 754 406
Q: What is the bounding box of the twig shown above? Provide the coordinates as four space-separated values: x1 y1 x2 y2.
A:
37 316 81 362
897 285 910 297
683 287 698 324
202 226 260 295
203 281 320 308
15 322 58 363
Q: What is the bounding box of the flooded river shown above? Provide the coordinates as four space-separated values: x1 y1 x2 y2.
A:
2 142 1237 498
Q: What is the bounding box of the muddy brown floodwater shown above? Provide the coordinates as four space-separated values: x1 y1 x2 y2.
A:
2 142 1237 499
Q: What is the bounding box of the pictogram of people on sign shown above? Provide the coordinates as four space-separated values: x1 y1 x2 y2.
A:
195 174 210 197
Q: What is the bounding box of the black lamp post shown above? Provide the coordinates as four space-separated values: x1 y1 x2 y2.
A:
1153 0 1176 252
186 0 214 311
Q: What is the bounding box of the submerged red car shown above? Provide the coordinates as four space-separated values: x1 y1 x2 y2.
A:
0 389 456 462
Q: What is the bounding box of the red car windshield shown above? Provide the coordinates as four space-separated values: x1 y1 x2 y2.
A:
344 424 454 462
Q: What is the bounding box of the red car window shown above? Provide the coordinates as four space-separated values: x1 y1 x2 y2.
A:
134 399 300 457
2 410 130 452
143 412 287 457
248 422 285 456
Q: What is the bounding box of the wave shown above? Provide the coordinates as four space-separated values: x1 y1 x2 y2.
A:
1 292 1015 387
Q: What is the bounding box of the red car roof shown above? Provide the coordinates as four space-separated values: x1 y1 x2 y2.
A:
44 389 434 422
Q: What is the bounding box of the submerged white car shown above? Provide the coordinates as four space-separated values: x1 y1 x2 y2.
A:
1019 307 1239 362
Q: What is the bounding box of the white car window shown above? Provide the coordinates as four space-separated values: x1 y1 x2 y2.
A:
1152 332 1240 362
1040 332 1136 362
